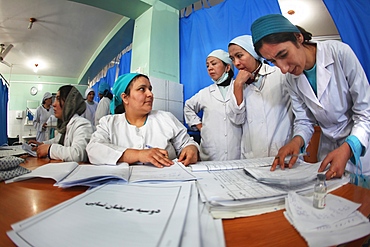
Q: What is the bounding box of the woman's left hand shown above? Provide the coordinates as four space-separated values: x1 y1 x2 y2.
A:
318 142 352 180
178 145 199 166
36 144 51 158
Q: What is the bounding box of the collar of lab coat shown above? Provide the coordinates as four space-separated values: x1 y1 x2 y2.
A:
290 41 333 105
208 82 232 102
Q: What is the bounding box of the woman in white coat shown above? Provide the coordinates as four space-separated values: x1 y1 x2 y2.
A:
82 87 98 130
31 85 93 162
87 73 199 167
227 35 293 159
94 81 112 126
251 14 370 184
184 49 242 161
33 92 54 142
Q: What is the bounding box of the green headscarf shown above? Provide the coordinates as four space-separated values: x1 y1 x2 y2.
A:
251 14 300 45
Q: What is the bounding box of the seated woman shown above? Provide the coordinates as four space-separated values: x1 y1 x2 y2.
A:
86 73 199 167
30 85 93 162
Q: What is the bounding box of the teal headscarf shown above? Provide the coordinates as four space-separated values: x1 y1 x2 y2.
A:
98 81 110 95
110 73 140 114
251 14 300 45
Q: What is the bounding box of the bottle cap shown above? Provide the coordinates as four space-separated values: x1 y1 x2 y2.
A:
317 174 326 180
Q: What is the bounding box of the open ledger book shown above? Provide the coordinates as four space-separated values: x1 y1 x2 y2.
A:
6 160 196 188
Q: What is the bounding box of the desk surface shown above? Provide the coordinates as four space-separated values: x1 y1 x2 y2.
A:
1 157 370 247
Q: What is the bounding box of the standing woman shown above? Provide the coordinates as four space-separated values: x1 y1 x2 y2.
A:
31 85 93 162
82 87 98 130
184 49 242 161
95 81 112 126
227 35 293 159
251 14 370 182
33 92 54 142
87 73 199 167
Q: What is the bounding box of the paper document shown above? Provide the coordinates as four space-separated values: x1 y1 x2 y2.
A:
6 160 196 187
7 183 193 247
6 162 78 184
244 160 321 186
284 191 370 246
21 143 37 157
190 157 275 172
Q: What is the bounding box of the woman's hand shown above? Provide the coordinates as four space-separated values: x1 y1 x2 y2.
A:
121 148 173 168
28 140 43 151
271 136 304 171
318 142 351 180
233 70 254 105
178 145 199 166
36 144 51 158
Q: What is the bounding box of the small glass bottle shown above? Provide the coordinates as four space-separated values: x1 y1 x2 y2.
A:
313 174 327 209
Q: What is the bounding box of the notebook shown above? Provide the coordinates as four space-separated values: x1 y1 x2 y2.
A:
0 146 28 158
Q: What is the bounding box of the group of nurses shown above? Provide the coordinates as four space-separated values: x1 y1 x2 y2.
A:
184 36 293 162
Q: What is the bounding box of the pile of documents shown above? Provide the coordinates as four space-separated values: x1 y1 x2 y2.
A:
191 157 349 219
6 160 196 187
7 182 225 247
284 191 370 246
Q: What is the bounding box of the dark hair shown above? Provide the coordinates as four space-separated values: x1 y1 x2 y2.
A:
58 85 73 109
114 74 151 114
254 25 313 57
101 90 113 100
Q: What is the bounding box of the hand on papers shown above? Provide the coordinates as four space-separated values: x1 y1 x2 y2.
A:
35 143 51 159
122 148 173 168
271 136 304 171
318 142 351 180
178 145 199 166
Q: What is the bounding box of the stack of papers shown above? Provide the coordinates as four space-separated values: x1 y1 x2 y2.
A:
21 143 37 157
192 157 349 218
7 182 226 247
6 160 196 187
284 191 370 247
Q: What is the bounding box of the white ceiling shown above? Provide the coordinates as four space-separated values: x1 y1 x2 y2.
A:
0 0 339 85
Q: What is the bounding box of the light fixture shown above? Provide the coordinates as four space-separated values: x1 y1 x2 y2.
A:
28 18 36 29
33 64 39 73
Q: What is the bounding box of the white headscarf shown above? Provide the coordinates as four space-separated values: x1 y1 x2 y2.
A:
42 92 52 103
84 88 95 99
229 35 264 62
207 49 234 71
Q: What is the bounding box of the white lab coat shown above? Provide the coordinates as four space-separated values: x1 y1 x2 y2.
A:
95 97 111 126
227 64 294 158
43 114 93 162
184 81 242 161
82 100 98 129
286 40 370 175
33 105 54 142
86 110 200 165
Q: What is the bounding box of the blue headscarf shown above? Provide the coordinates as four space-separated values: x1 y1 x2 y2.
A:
98 81 110 95
110 73 140 114
251 14 300 45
